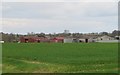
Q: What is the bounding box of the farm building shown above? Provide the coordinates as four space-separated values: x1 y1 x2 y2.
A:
79 38 95 43
79 35 97 43
20 36 64 43
115 36 120 40
73 38 79 43
50 37 64 43
19 35 117 43
64 38 73 43
95 35 118 42
20 36 49 43
96 35 114 41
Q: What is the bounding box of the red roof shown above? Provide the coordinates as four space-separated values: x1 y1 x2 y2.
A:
20 36 46 40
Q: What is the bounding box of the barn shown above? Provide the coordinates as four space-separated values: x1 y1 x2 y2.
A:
79 35 97 43
96 35 114 41
20 36 49 43
95 35 117 42
50 37 64 43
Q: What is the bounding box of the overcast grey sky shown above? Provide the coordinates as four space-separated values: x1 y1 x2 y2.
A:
0 1 118 34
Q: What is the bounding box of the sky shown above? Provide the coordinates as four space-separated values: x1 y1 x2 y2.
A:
0 0 119 34
1 0 120 2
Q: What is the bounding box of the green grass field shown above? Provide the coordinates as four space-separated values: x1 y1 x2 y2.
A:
2 43 118 73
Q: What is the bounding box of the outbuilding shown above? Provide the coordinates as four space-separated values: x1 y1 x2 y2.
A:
20 36 49 43
50 37 64 43
64 38 73 43
96 35 114 41
95 35 117 42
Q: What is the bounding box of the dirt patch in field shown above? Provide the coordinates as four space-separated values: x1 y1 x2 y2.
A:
19 59 52 66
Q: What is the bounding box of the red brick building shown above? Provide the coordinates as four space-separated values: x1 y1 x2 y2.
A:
50 37 64 43
20 36 49 43
20 36 64 43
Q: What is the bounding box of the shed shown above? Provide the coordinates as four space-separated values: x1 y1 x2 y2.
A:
79 35 97 43
20 36 49 43
96 35 114 41
64 38 73 43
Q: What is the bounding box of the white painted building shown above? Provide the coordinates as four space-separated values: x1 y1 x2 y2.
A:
64 38 73 43
96 35 114 41
115 36 120 40
79 38 95 43
79 39 86 42
96 35 117 42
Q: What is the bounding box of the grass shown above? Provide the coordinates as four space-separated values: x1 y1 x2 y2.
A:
2 43 118 73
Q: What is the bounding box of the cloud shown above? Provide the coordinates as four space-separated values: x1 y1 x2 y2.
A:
1 17 117 33
1 2 118 33
1 0 120 2
2 2 117 19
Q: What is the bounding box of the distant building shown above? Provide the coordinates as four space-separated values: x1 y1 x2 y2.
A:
79 38 95 43
96 35 114 41
50 37 64 43
115 36 120 40
95 35 118 42
20 35 118 43
79 35 97 43
20 36 49 43
73 38 79 43
64 38 73 43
